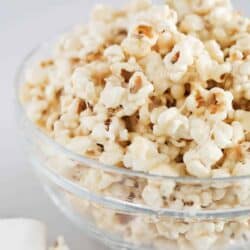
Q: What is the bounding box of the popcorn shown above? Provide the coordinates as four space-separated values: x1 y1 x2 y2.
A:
130 23 159 46
104 45 125 63
212 121 233 149
125 0 151 13
233 160 250 177
197 140 223 166
205 40 224 63
170 84 185 100
79 33 104 58
139 52 170 94
189 117 210 144
163 35 204 82
118 72 154 116
99 141 124 165
153 107 190 140
107 117 128 141
133 4 178 33
186 87 233 121
142 184 164 208
180 14 204 33
184 157 211 178
123 136 167 171
184 141 223 177
26 99 48 122
20 0 250 249
66 136 95 155
231 121 245 144
190 235 217 250
25 64 48 85
92 123 108 143
234 110 250 132
122 36 152 58
100 82 126 109
50 237 70 250
71 68 97 105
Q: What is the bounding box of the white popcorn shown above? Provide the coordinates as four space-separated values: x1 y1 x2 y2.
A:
125 0 152 13
211 168 231 188
205 40 224 63
163 35 204 82
91 4 117 22
79 33 104 57
122 36 152 58
123 136 167 171
139 52 170 94
231 121 245 144
133 4 178 33
91 123 108 143
25 64 48 85
111 58 141 80
184 141 222 177
50 237 70 250
149 164 178 177
186 87 233 121
180 14 204 33
79 115 99 133
45 84 57 101
198 140 223 166
191 235 217 250
142 184 164 208
192 0 217 14
80 169 101 192
201 191 212 207
160 181 176 198
129 23 158 46
185 158 211 178
66 136 95 155
97 172 123 190
104 45 125 63
107 117 128 141
212 121 233 149
26 100 48 122
233 160 250 176
189 117 210 144
99 142 124 165
100 82 126 109
153 108 190 140
150 107 167 124
60 112 79 129
71 68 97 105
235 110 250 132
149 164 178 198
206 88 233 120
210 62 232 82
170 84 185 100
118 73 154 116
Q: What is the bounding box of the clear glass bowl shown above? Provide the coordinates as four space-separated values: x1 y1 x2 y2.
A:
15 4 250 250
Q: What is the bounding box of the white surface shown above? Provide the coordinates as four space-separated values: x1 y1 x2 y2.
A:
0 1 249 250
0 219 46 250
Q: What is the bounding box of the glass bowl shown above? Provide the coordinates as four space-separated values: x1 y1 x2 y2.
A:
15 4 250 250
15 37 250 250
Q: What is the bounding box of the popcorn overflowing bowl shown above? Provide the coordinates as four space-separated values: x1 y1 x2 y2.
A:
16 0 250 249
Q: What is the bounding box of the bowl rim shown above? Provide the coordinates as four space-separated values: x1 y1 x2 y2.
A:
14 37 250 184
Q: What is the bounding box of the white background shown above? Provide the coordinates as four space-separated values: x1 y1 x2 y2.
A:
0 0 249 249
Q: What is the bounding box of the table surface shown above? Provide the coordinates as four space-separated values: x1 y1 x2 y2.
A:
0 1 249 249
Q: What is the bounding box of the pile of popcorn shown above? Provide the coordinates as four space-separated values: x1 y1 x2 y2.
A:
20 0 250 249
50 237 70 250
